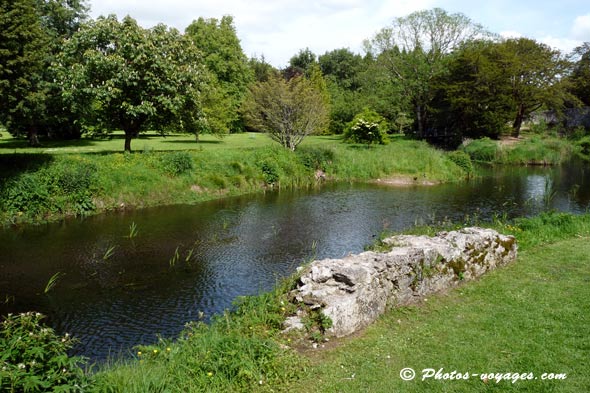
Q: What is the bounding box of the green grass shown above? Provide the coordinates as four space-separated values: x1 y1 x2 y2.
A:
85 212 590 392
462 135 576 165
0 133 467 224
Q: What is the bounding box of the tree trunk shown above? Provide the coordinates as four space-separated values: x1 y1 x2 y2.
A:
28 126 40 147
125 130 134 153
512 104 525 138
415 103 425 138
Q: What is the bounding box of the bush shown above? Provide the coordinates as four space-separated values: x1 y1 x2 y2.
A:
447 150 474 174
0 312 89 392
1 157 98 220
343 108 388 146
159 151 194 176
295 147 335 171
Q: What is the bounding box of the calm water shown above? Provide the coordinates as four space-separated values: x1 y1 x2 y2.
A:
1 163 589 362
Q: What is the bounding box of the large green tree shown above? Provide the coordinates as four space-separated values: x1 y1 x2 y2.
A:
431 40 515 141
185 16 253 133
0 0 89 144
365 8 489 138
0 0 49 145
242 75 329 150
568 42 590 106
499 38 570 137
56 15 210 151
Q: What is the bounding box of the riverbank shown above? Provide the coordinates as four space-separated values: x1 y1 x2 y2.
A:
78 211 589 392
461 135 577 166
0 133 467 225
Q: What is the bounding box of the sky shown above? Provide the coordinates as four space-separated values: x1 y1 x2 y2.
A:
89 0 590 67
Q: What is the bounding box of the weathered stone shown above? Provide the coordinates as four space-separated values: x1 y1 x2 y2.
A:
285 227 517 337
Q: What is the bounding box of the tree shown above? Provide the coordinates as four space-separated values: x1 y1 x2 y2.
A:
499 38 570 137
365 8 489 138
431 40 514 141
568 42 590 106
248 55 279 82
241 75 329 150
56 15 209 151
319 48 364 90
284 47 317 80
185 16 253 133
0 0 49 146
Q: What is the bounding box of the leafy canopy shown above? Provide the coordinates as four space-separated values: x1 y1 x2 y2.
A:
242 75 330 151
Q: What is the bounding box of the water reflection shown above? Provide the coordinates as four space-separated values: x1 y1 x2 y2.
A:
0 162 589 361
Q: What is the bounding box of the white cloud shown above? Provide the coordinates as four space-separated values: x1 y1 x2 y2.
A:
540 36 580 54
89 0 440 67
571 14 590 40
499 30 523 38
87 0 590 66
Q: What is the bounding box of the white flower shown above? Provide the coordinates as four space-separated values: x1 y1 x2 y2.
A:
18 363 26 369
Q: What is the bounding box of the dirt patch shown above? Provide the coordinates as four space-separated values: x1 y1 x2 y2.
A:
498 136 522 147
372 176 441 187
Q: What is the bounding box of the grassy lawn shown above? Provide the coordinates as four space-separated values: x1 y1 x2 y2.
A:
288 237 590 392
0 132 342 154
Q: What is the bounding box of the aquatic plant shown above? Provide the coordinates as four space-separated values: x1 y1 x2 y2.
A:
44 272 64 294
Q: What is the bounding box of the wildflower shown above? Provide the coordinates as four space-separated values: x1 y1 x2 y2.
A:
137 351 142 356
153 349 158 354
207 371 213 377
18 363 26 369
280 307 286 312
166 347 171 352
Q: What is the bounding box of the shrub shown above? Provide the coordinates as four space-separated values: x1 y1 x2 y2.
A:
343 108 388 146
295 147 335 171
0 312 89 392
159 151 194 176
447 150 474 174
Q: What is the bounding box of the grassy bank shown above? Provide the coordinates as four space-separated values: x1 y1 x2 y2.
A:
462 135 577 165
78 211 590 392
0 133 466 225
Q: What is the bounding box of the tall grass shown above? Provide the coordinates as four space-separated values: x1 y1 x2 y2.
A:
461 135 576 165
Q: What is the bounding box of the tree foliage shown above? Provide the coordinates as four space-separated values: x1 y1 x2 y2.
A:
499 38 570 137
568 42 590 106
0 0 49 145
56 15 209 151
242 75 329 150
185 16 253 133
365 8 489 138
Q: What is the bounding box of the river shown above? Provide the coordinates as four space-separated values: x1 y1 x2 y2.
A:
1 163 589 362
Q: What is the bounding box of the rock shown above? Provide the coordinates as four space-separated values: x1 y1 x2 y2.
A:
285 227 517 337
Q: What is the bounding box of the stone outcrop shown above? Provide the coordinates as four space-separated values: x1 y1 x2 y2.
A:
286 227 517 337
